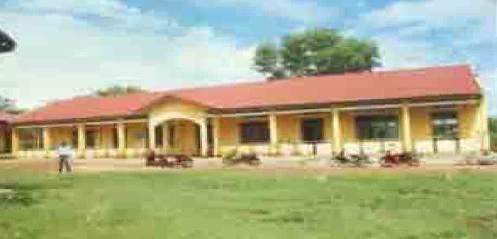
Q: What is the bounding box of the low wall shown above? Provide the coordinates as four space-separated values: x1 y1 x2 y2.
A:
343 141 402 155
220 142 333 156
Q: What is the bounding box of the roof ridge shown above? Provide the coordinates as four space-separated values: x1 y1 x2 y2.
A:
158 64 472 94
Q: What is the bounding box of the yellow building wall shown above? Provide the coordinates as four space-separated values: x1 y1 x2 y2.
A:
50 127 75 148
125 123 147 148
458 104 479 139
166 120 199 155
410 107 431 141
148 98 207 126
407 105 480 141
218 113 333 146
340 112 356 143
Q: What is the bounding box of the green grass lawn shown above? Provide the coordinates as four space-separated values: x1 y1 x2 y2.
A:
2 169 497 239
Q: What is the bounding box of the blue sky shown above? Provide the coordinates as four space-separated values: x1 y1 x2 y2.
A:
0 0 496 115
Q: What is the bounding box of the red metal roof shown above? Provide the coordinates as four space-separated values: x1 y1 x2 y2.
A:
0 111 16 123
15 65 480 124
15 92 165 124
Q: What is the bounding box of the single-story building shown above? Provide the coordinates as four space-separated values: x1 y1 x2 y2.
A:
11 64 490 159
0 111 15 154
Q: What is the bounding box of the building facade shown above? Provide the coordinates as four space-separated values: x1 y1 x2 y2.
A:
11 65 490 159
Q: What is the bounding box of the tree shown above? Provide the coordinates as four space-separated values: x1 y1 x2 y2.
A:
96 85 145 97
490 118 497 152
0 96 16 112
254 28 380 80
0 29 16 53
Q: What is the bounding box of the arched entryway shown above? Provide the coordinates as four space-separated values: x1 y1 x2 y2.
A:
154 119 202 156
149 115 210 157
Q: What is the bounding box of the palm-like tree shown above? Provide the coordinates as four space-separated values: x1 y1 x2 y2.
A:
0 29 16 53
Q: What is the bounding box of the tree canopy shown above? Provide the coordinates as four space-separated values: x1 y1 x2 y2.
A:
490 118 497 152
0 29 16 53
254 28 380 80
0 96 20 113
95 85 145 97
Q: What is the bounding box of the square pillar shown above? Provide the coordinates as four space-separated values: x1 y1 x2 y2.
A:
42 127 51 152
117 122 126 155
77 124 86 155
269 113 278 145
480 96 490 151
401 104 413 152
11 127 18 155
200 118 209 157
212 117 220 156
332 108 342 153
148 122 156 150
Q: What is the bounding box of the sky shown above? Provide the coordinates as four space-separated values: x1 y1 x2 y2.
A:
0 0 496 115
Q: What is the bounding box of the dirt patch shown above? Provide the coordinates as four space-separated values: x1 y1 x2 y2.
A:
3 158 497 175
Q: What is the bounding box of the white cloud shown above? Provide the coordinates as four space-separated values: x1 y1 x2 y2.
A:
190 0 337 24
357 0 496 68
355 0 497 113
480 69 497 116
0 0 261 108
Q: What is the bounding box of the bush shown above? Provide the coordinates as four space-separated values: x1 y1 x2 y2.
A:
490 135 497 152
490 118 497 152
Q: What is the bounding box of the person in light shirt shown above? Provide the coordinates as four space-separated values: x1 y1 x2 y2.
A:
56 141 74 173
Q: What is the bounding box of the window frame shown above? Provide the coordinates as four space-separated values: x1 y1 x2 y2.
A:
239 121 270 144
18 128 44 151
355 115 399 140
431 112 459 139
300 118 324 142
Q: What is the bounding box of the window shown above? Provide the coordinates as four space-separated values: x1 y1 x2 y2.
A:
155 125 163 147
301 118 324 142
112 127 119 149
19 128 43 150
356 115 399 140
168 124 175 147
432 112 459 139
240 121 269 143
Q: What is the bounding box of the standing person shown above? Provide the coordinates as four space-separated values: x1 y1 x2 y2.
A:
56 141 74 173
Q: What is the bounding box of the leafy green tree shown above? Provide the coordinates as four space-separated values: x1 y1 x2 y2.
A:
490 118 497 152
254 28 380 80
0 29 16 53
0 96 16 112
96 85 145 97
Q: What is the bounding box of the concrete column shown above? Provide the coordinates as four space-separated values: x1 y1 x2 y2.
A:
148 122 156 150
77 124 86 154
269 114 278 145
332 108 342 153
480 96 490 151
212 117 220 156
42 127 51 151
117 122 126 154
401 104 413 152
199 118 209 157
11 127 18 154
200 118 209 157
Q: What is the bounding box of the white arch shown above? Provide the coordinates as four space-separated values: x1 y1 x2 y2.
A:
148 112 209 156
149 112 205 127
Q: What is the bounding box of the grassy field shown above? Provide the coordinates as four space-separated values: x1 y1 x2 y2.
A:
2 168 497 239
